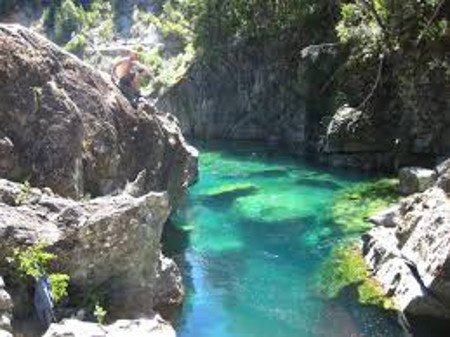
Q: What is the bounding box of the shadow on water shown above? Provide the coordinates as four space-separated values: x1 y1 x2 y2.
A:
315 284 406 337
240 168 290 179
161 219 194 323
199 186 259 208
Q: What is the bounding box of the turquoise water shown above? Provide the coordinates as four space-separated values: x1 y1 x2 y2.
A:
166 142 406 337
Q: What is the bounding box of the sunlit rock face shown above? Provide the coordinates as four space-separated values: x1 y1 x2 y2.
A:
43 316 175 337
363 161 450 320
0 24 197 203
0 179 183 317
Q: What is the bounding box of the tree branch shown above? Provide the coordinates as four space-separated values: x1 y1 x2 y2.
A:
416 0 446 46
358 0 388 35
357 54 384 110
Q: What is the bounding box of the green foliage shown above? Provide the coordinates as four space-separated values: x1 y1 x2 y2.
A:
331 178 398 233
65 33 88 55
94 302 107 325
14 243 56 279
43 0 86 44
13 244 70 304
336 0 448 58
16 180 31 205
98 18 114 40
316 245 395 309
336 3 384 60
49 273 70 303
194 0 337 48
135 2 198 95
54 0 85 44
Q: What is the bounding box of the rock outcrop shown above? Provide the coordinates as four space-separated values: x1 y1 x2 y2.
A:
0 179 183 317
157 39 339 155
398 167 437 195
319 106 397 171
0 23 197 202
43 316 175 337
0 277 12 337
362 160 450 320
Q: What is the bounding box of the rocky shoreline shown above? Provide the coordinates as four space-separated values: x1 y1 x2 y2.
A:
362 161 450 324
0 24 197 336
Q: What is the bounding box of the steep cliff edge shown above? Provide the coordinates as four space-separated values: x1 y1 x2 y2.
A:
157 38 338 155
0 23 198 336
363 159 450 322
0 23 198 201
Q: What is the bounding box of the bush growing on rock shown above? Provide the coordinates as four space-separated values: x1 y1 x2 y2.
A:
12 244 70 304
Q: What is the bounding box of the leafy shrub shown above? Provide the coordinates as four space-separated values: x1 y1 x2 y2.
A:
13 243 70 304
16 180 31 205
65 33 88 55
43 0 86 44
49 273 70 303
94 302 107 325
54 0 85 43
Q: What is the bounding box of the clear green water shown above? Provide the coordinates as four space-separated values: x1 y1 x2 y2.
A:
167 141 406 337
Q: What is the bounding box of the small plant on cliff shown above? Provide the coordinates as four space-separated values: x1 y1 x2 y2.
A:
65 33 88 55
316 245 395 310
13 243 70 304
94 302 107 325
16 180 31 205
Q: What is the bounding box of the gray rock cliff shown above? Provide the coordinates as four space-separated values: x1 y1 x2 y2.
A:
0 23 197 202
0 179 183 318
363 160 450 320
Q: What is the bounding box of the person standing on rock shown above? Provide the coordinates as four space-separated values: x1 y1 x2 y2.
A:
111 50 150 108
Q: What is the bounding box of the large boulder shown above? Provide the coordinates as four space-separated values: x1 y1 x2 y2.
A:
398 167 436 195
43 316 175 337
0 24 197 202
362 183 450 319
0 179 182 317
320 106 395 170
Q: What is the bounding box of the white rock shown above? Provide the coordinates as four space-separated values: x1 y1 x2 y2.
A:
43 316 176 337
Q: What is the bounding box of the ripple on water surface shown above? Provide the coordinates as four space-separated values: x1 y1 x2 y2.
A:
168 142 407 337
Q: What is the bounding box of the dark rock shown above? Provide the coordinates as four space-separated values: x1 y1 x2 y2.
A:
398 167 436 195
157 38 339 156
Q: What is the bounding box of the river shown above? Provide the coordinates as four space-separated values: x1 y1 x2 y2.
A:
164 141 415 337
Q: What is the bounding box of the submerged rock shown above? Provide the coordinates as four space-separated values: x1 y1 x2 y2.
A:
0 179 182 318
362 164 450 319
43 316 175 337
0 23 197 202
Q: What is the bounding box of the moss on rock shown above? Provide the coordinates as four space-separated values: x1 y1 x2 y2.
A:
316 245 395 310
331 178 399 233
